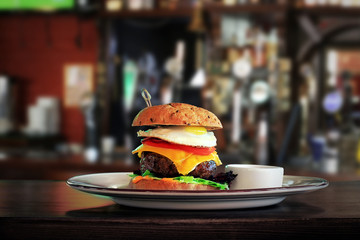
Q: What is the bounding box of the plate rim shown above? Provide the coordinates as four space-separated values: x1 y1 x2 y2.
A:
66 172 329 196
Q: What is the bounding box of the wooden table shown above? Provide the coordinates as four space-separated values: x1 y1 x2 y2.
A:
0 155 136 180
0 180 359 239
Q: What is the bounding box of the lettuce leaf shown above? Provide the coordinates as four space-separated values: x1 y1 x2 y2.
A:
129 171 229 190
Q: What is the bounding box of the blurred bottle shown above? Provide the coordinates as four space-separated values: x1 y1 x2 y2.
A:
163 40 185 103
253 27 266 68
323 50 342 120
123 59 138 163
105 0 123 12
37 97 60 135
328 0 341 6
142 0 155 9
81 92 102 163
266 28 279 65
101 136 116 163
231 49 252 147
340 71 353 132
303 0 320 6
223 0 237 5
319 128 339 174
322 147 339 174
127 0 143 10
227 34 240 64
123 59 138 113
0 75 16 134
277 59 291 112
254 112 269 165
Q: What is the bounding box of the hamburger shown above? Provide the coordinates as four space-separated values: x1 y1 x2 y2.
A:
130 102 236 190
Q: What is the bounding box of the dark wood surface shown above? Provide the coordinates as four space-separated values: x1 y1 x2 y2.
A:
0 155 137 180
0 180 360 239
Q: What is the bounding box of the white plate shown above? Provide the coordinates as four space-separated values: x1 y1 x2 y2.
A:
67 172 328 210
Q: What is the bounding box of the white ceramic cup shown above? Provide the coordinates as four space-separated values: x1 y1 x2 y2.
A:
225 164 284 190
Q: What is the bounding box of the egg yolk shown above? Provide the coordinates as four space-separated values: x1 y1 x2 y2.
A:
184 126 207 135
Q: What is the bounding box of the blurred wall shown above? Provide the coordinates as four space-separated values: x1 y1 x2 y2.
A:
0 15 98 143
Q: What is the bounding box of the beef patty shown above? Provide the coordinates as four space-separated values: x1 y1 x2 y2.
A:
140 152 217 179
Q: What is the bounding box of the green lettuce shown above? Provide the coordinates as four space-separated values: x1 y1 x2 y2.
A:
129 170 229 190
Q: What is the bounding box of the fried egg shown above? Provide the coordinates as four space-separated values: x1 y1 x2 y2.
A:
137 126 217 147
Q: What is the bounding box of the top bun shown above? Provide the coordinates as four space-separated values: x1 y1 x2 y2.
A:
132 103 223 130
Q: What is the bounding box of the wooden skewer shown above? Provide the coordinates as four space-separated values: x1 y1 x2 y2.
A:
141 88 152 107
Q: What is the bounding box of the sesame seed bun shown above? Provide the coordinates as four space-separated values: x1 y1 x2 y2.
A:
131 103 223 130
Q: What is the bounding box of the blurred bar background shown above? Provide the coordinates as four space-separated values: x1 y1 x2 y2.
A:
1 0 360 181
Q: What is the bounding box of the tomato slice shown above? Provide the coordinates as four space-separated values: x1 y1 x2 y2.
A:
142 138 215 156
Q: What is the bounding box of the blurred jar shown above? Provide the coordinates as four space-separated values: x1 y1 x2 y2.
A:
321 148 339 174
101 136 116 156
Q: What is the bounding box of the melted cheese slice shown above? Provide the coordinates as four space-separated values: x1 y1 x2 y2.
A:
132 144 222 176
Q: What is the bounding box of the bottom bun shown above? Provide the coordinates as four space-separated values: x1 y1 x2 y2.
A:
129 178 218 190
